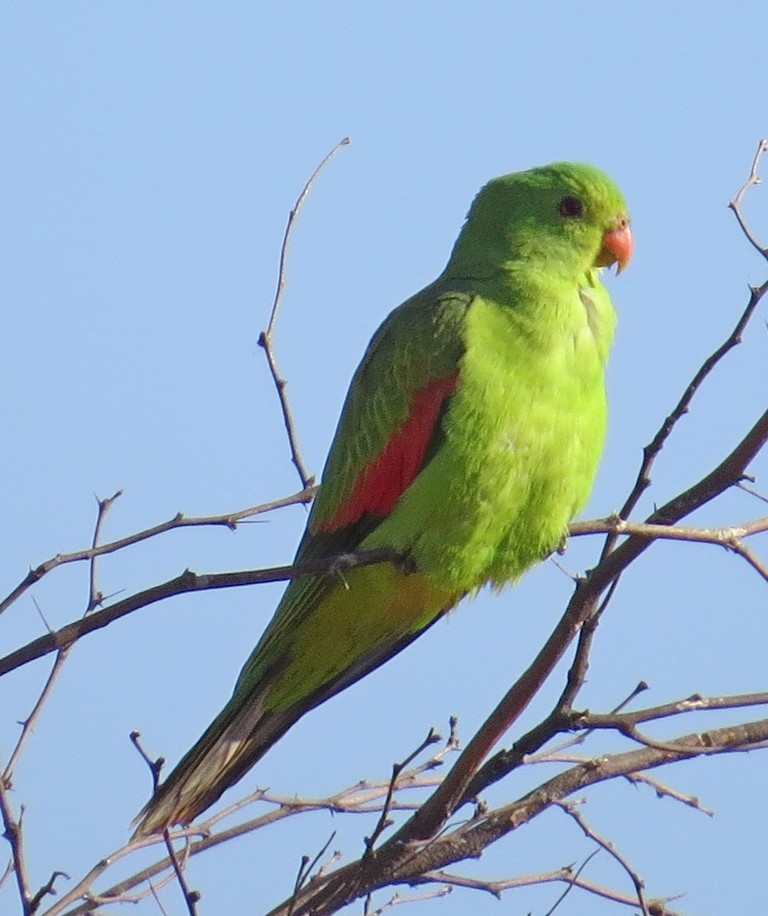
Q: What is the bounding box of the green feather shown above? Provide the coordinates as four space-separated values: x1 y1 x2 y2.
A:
133 162 630 835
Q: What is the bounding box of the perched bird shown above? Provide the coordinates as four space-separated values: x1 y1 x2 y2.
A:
134 162 631 836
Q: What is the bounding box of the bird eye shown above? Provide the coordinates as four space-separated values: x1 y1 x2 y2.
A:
557 196 584 219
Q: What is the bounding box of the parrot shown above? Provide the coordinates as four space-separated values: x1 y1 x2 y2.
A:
133 161 632 836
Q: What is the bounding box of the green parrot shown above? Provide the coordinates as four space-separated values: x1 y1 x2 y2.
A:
134 161 631 836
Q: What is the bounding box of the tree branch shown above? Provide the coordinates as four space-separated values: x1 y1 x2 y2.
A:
0 487 316 618
258 137 350 488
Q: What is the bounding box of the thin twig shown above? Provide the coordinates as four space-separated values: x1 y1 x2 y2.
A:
581 690 768 729
130 732 165 796
28 873 70 914
265 138 351 338
542 849 601 916
258 137 350 488
163 833 198 916
605 278 768 550
44 762 450 915
0 858 14 893
3 655 68 782
624 773 714 816
600 141 768 557
288 832 336 916
0 486 316 617
364 729 441 859
728 138 768 259
5 512 765 682
0 546 401 678
0 780 32 914
569 514 768 543
2 494 125 915
370 885 452 913
556 800 650 916
424 862 672 912
5 494 125 778
87 491 122 612
131 730 199 912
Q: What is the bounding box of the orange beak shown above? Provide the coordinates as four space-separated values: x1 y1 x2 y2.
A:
595 219 633 274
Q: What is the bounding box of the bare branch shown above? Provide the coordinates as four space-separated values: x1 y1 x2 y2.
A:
258 137 351 488
569 515 768 543
555 800 650 916
623 773 714 817
12 507 763 684
0 546 400 678
163 835 198 916
265 138 351 339
87 491 123 612
266 396 768 914
3 654 68 783
46 764 449 915
369 885 452 913
288 831 337 916
603 140 768 548
0 486 316 618
728 138 768 258
130 732 165 796
423 866 677 912
364 729 442 858
607 277 768 538
0 779 33 914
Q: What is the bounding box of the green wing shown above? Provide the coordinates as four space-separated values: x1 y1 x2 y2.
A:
236 284 471 693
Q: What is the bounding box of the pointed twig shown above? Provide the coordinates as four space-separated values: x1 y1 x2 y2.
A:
258 137 351 488
28 873 70 914
265 138 351 339
5 493 123 778
424 861 674 912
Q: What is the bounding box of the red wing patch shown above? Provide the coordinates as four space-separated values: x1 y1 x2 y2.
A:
321 373 459 532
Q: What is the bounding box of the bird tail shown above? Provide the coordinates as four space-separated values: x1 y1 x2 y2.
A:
132 604 451 837
132 685 293 838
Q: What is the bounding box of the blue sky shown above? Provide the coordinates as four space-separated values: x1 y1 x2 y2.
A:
1 3 766 914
